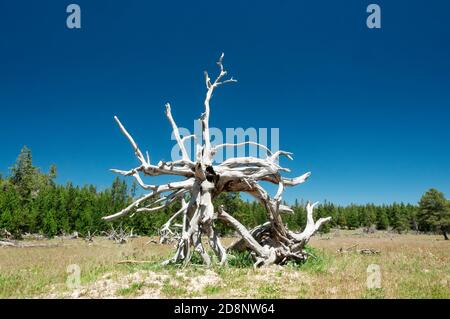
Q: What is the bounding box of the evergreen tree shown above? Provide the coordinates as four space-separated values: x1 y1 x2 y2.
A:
390 203 409 233
0 146 445 238
418 189 450 240
346 205 360 229
336 207 347 228
375 207 389 230
9 146 36 201
360 204 376 229
0 184 23 237
42 208 58 237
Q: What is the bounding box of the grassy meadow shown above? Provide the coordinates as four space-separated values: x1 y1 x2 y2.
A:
0 229 449 299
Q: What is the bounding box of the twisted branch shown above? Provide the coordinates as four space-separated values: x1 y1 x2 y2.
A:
103 53 330 268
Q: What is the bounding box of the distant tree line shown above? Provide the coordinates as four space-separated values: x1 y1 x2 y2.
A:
1 147 449 239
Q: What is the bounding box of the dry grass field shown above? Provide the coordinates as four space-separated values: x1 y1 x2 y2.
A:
0 229 449 299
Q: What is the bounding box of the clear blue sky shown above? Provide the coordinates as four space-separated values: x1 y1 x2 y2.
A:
1 0 449 205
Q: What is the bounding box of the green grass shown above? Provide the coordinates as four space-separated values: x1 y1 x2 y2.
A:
0 267 58 298
297 285 310 298
203 284 222 295
397 279 450 298
80 263 115 285
1 233 449 298
286 246 331 273
257 284 281 299
362 288 385 299
160 282 188 297
227 250 254 268
116 282 145 296
188 251 205 265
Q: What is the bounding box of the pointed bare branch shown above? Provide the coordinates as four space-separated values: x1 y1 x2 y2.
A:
165 103 192 163
114 116 148 166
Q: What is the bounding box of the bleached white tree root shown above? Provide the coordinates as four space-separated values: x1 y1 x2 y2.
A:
102 53 330 267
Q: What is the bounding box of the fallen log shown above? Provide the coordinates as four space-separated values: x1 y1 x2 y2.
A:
117 260 152 265
359 248 380 255
0 240 16 247
337 244 380 255
0 240 61 248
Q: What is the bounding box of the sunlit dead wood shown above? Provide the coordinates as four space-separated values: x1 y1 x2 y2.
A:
103 54 330 267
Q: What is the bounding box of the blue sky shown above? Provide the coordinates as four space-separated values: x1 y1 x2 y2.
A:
1 0 449 205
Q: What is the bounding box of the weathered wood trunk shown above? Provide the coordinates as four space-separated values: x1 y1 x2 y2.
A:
102 54 330 267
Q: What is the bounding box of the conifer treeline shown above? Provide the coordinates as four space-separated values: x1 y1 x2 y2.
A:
0 147 439 238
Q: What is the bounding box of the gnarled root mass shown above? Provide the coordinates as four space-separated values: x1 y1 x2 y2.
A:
102 54 330 267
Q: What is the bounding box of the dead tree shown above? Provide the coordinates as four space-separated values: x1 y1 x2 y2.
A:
84 230 97 243
102 53 331 267
102 225 131 244
0 229 12 240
